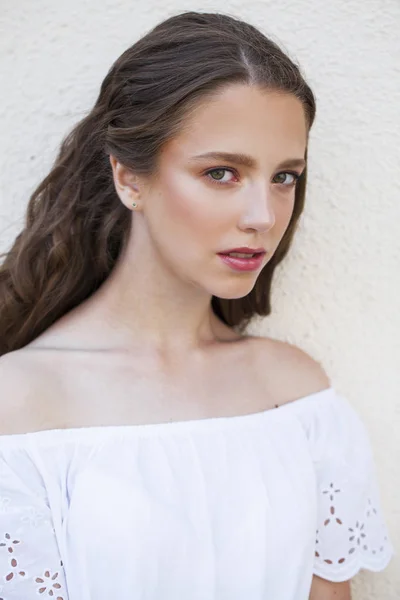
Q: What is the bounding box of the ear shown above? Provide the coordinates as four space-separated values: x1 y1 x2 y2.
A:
109 154 140 209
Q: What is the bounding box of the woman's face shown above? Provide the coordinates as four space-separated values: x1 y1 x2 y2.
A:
135 84 308 299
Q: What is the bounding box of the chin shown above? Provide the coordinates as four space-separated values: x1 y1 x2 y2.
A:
209 279 258 300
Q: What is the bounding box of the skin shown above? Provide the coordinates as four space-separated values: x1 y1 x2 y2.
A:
309 575 351 599
36 84 308 355
3 83 351 598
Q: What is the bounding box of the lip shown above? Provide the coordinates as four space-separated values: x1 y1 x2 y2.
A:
219 247 266 254
217 251 266 272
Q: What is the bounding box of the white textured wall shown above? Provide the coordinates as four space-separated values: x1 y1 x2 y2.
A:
1 0 399 597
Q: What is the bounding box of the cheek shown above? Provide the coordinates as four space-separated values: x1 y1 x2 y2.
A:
156 172 224 247
272 198 296 249
273 191 296 225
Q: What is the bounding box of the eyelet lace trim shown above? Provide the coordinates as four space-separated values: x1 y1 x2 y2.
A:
0 529 67 599
314 481 390 569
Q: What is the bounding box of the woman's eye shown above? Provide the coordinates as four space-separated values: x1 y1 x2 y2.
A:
204 168 301 187
204 167 237 185
273 171 300 186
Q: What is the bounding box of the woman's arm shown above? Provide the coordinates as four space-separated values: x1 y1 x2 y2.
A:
309 575 352 599
0 355 69 599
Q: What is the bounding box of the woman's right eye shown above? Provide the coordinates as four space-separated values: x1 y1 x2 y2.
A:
204 167 239 185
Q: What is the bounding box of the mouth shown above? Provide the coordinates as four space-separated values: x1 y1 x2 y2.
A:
217 250 266 272
219 251 264 259
218 247 266 259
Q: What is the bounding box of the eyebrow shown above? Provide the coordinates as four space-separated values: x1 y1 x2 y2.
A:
189 151 306 170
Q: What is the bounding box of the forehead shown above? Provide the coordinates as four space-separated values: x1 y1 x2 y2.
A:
164 84 308 165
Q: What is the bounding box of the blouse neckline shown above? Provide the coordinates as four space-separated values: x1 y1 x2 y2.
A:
0 387 335 444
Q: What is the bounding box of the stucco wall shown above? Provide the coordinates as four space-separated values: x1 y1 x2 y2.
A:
0 0 399 597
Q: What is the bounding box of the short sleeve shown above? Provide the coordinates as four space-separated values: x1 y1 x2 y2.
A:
0 441 69 599
298 389 394 583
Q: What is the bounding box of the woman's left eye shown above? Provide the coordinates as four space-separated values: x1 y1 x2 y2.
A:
272 171 301 186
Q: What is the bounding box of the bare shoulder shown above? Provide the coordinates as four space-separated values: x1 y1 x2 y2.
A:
0 349 58 435
246 335 332 406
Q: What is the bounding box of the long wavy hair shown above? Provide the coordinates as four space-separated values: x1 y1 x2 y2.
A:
0 11 316 357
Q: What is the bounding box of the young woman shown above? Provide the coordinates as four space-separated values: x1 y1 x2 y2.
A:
0 10 393 600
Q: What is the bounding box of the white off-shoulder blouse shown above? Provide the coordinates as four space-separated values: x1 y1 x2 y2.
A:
0 387 394 600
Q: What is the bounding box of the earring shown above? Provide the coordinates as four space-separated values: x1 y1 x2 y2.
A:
132 183 139 209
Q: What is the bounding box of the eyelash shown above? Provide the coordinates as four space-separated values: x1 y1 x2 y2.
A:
204 167 302 188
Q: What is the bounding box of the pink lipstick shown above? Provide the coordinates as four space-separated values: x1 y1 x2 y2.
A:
217 247 266 272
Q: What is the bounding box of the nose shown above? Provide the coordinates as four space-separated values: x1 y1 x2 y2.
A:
237 184 276 233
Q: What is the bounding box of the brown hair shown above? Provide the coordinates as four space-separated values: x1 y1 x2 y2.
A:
0 11 316 357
